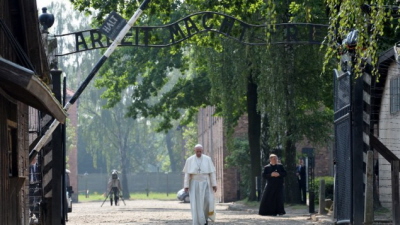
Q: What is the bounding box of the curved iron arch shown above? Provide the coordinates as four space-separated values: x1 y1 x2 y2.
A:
54 11 328 56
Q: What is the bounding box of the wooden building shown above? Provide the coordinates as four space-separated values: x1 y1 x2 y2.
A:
0 0 67 224
375 47 400 210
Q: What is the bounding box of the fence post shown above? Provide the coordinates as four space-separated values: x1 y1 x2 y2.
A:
319 179 326 215
363 150 373 225
392 160 400 225
256 176 261 201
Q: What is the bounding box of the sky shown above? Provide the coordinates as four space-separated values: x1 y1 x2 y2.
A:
37 0 74 11
37 0 56 9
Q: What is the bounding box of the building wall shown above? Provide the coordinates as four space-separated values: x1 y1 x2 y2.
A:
295 139 334 177
197 106 333 203
18 102 29 225
66 89 79 202
378 61 400 208
0 93 30 225
0 0 62 223
197 106 243 203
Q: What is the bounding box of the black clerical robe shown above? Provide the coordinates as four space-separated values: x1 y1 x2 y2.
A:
297 164 307 203
259 163 287 216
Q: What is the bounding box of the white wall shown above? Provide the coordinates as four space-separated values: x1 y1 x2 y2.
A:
378 61 400 208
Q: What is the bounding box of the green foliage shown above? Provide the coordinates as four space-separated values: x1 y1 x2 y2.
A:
313 176 335 203
225 138 251 199
65 118 76 166
191 41 248 137
325 0 400 76
182 120 198 159
258 43 333 150
69 0 335 203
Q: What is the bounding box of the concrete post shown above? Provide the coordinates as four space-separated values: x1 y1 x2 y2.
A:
364 150 373 225
392 160 400 225
319 179 326 215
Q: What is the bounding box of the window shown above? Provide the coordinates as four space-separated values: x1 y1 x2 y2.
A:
390 77 400 114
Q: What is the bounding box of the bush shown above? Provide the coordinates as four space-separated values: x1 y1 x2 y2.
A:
313 176 334 203
225 138 251 199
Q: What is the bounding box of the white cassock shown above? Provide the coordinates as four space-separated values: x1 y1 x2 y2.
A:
183 154 217 225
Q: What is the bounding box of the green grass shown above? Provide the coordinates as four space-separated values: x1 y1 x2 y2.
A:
235 199 259 208
77 192 178 202
374 206 390 215
234 198 311 210
286 203 308 209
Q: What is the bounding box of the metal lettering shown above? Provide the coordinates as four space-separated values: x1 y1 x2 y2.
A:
121 30 133 45
202 12 214 30
134 27 139 46
75 32 88 52
169 23 186 43
219 16 235 35
89 30 105 48
239 23 249 41
103 15 119 33
142 28 151 46
184 17 199 36
285 24 298 42
308 24 323 44
54 12 328 56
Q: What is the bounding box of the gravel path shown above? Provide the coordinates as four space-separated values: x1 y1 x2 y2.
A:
66 200 333 225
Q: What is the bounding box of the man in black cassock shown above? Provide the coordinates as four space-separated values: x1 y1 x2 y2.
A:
259 154 287 216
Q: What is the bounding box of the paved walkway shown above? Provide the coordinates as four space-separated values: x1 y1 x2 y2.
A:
66 200 334 224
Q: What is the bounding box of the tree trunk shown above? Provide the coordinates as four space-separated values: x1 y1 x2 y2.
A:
260 114 271 166
260 114 271 193
282 41 300 204
165 130 177 172
284 137 299 204
120 147 130 199
247 75 261 201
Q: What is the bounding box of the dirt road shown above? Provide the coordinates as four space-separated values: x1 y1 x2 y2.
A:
66 200 333 225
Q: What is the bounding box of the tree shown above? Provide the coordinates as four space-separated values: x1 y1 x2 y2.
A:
79 87 169 198
325 0 400 76
256 0 333 203
69 0 334 203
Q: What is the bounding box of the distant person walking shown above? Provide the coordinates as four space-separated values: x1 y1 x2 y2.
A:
259 154 287 216
296 158 307 204
183 144 217 225
107 170 122 206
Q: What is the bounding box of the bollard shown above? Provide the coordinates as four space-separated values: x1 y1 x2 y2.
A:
309 191 315 213
319 179 326 215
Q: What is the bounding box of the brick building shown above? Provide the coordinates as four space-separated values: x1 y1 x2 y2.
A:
197 106 333 203
66 89 79 202
197 106 239 203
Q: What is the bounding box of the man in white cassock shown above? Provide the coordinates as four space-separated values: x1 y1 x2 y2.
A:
183 144 217 225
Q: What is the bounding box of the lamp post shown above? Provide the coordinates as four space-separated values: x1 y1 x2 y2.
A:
38 7 54 34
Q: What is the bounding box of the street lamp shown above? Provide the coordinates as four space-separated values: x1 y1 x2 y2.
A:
38 7 54 34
